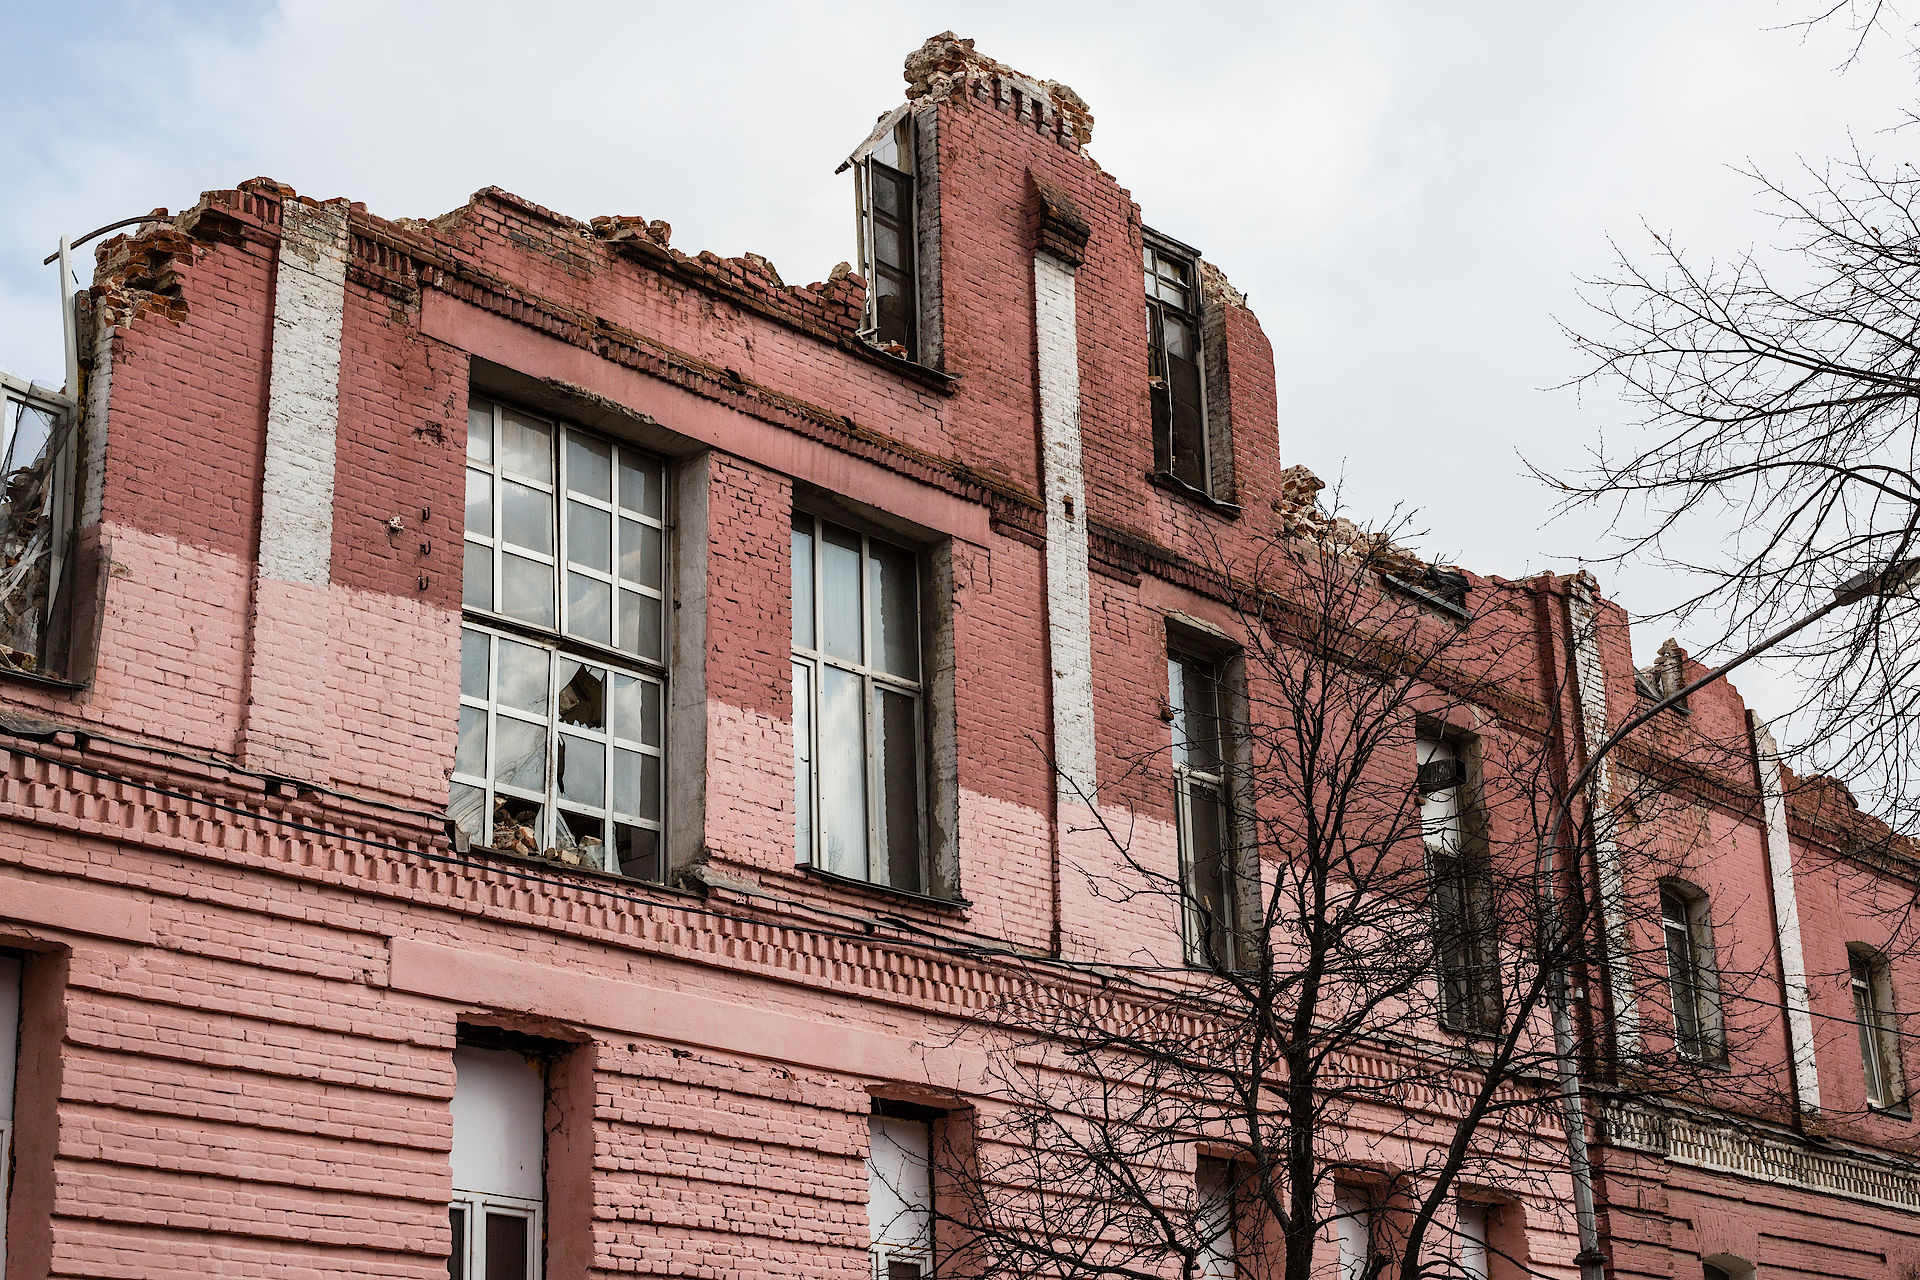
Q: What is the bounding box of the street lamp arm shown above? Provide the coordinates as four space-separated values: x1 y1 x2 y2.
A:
1549 588 1851 855
1538 564 1904 1280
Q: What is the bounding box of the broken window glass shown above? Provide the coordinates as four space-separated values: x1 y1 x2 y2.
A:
858 117 919 359
455 397 668 880
1145 236 1211 495
0 378 75 675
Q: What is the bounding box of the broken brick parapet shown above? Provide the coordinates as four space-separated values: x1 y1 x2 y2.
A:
344 186 905 381
906 31 1092 153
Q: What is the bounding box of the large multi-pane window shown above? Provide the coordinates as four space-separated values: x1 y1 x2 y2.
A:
857 116 919 358
791 513 928 893
454 398 668 879
1418 729 1498 1031
1660 883 1724 1062
448 1044 545 1280
1145 235 1208 493
1851 946 1906 1110
1170 649 1238 967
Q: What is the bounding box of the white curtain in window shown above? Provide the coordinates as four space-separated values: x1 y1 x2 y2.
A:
1196 1158 1237 1278
1458 1202 1489 1280
868 1115 934 1271
1334 1189 1372 1280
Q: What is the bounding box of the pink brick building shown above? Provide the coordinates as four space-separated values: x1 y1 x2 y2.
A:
0 31 1915 1280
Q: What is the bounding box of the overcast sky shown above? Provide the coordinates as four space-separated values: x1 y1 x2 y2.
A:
4 0 1915 697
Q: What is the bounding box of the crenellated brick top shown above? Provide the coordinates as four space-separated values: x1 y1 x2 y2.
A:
904 31 1093 151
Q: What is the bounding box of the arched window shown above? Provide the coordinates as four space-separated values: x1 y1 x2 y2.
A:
1850 944 1907 1111
1660 882 1725 1063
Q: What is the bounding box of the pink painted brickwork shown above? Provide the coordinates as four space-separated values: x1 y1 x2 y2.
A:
0 34 1916 1280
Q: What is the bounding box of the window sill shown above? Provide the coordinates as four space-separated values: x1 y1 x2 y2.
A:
1869 1101 1913 1122
1380 572 1472 623
853 331 962 391
0 664 87 695
799 864 971 915
458 837 698 898
1145 469 1241 518
1437 1018 1503 1042
1677 1050 1732 1073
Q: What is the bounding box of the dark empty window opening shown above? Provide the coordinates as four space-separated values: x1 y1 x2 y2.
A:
1170 646 1241 969
1145 234 1210 494
1419 727 1499 1031
859 118 919 359
0 374 78 678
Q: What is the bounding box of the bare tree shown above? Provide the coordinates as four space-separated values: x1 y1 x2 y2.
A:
900 515 1758 1280
1552 4 1920 829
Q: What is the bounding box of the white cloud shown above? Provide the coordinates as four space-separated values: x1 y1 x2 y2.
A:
2 0 1912 702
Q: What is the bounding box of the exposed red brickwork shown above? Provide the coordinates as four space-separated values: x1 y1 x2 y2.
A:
1 31 1917 1280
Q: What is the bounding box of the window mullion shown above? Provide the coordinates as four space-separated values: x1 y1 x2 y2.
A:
544 648 561 853
490 403 504 618
608 439 621 657
913 687 929 893
555 426 570 641
484 632 500 847
812 517 827 870
861 530 881 882
1174 770 1196 952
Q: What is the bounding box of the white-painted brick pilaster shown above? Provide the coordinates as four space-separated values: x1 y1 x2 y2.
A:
258 198 349 585
1033 252 1097 806
1568 579 1641 1054
1754 718 1822 1112
240 198 349 777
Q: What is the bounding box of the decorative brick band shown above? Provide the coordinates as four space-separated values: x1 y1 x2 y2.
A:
1607 1103 1920 1213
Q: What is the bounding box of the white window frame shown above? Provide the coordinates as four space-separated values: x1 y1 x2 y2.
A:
854 111 919 358
453 622 666 875
448 1042 547 1280
448 1192 542 1280
0 374 77 674
462 399 669 658
791 512 930 893
1660 882 1724 1063
1170 648 1238 968
1333 1187 1374 1280
1851 947 1906 1110
456 397 670 876
1457 1200 1490 1280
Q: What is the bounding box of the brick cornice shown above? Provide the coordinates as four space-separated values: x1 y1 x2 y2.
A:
1606 1101 1920 1212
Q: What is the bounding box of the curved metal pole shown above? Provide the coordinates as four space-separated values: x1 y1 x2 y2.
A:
1542 587 1855 1280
